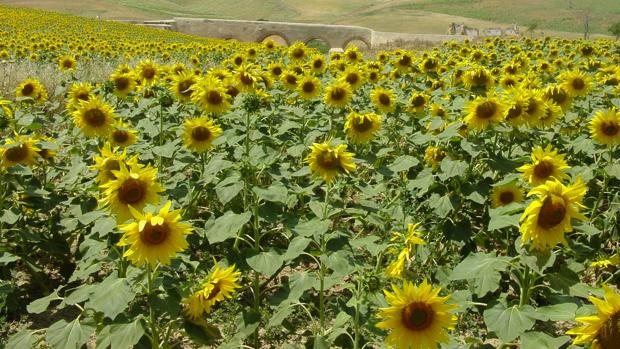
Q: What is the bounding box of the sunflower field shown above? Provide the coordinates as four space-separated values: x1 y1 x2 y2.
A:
1 4 620 349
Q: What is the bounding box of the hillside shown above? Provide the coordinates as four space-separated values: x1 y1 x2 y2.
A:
1 0 619 36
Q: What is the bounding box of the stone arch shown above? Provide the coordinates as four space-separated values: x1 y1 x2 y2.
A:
305 37 332 48
305 37 331 53
258 33 290 46
343 36 371 50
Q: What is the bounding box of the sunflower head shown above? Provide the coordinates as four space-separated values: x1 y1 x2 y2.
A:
15 78 48 103
517 145 570 186
344 111 382 144
71 96 116 137
542 85 572 112
58 55 77 71
297 75 321 99
490 182 524 208
182 116 223 153
590 109 620 145
190 76 231 115
323 80 353 109
0 133 40 168
305 142 357 183
463 96 505 130
109 122 138 148
567 285 620 349
182 263 242 320
408 92 429 113
559 70 592 97
118 201 193 268
371 87 396 114
110 71 136 97
170 71 197 102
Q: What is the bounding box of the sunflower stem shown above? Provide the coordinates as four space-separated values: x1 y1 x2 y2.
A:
146 266 160 349
318 184 331 336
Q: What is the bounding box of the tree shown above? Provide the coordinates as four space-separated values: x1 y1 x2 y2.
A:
609 21 620 39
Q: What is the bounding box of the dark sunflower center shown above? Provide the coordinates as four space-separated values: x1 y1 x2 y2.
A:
292 48 304 58
526 99 539 114
537 195 566 229
330 88 346 101
285 75 297 85
313 60 323 69
140 222 169 245
547 89 567 104
601 121 619 137
598 311 620 349
369 72 378 80
401 302 435 331
533 160 554 179
302 81 315 93
115 77 129 90
316 150 339 170
411 96 425 107
507 104 522 119
207 283 221 300
62 60 73 68
142 67 155 79
348 52 358 60
234 57 243 65
103 159 121 178
112 130 129 144
21 84 34 96
206 90 223 105
399 55 411 66
83 108 106 127
471 72 489 86
378 93 391 106
499 190 515 205
424 59 436 70
346 74 359 85
118 178 145 204
178 80 193 96
475 101 497 119
77 93 89 101
240 73 253 86
191 126 211 142
4 144 28 163
226 85 239 98
352 117 373 132
272 67 282 76
571 78 585 90
504 78 516 87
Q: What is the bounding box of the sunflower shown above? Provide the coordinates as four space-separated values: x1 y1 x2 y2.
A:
305 142 357 183
117 201 192 268
15 78 48 103
423 146 446 169
323 80 353 109
182 263 242 320
419 57 440 73
430 103 448 119
377 279 457 349
182 116 223 153
341 66 366 90
502 88 529 126
371 87 396 114
297 75 321 99
207 67 231 82
170 71 197 102
72 96 116 137
517 145 570 186
58 55 76 71
519 177 587 251
591 254 620 269
191 77 231 115
408 92 429 113
280 70 300 91
0 134 40 168
490 182 524 208
99 163 163 222
567 285 620 349
542 85 572 112
91 143 137 184
310 54 326 73
66 82 93 110
0 99 12 118
463 96 505 130
268 62 284 78
136 59 159 86
463 66 495 91
344 111 382 144
234 63 260 92
385 223 426 278
559 70 592 97
109 122 138 148
110 71 136 97
393 52 414 72
590 109 620 145
535 100 563 129
521 90 545 125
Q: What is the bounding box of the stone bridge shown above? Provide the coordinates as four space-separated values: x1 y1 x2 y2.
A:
130 18 471 49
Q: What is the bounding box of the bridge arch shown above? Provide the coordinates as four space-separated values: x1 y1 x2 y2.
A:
258 32 290 46
343 36 372 50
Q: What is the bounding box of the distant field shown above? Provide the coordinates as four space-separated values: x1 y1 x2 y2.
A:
1 0 618 36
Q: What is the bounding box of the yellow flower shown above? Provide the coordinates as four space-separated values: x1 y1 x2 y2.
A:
182 116 223 153
344 111 382 144
590 109 620 145
117 201 193 268
519 177 587 251
191 76 231 115
66 82 93 110
0 133 40 168
567 285 620 349
323 80 353 109
136 59 159 86
340 66 366 90
0 99 13 118
559 70 592 97
591 254 620 269
99 162 164 223
385 223 426 278
170 71 197 102
535 100 563 129
542 85 572 112
463 96 505 130
288 42 307 61
71 96 116 137
517 145 570 186
110 71 136 97
371 87 396 114
305 142 357 183
58 55 77 71
91 142 137 184
182 263 242 320
502 88 529 126
15 78 48 103
463 65 495 90
297 75 321 99
423 146 446 169
108 122 138 148
408 92 429 113
490 182 524 208
377 279 457 349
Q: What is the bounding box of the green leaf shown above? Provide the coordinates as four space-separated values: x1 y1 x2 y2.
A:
46 318 95 349
605 163 620 180
450 252 511 296
407 168 434 195
520 331 570 349
108 319 145 349
64 284 96 305
0 252 20 264
91 216 117 237
27 287 62 314
324 251 354 276
246 250 283 277
267 300 295 328
535 303 577 321
183 319 221 346
151 141 177 158
288 271 317 302
483 304 537 342
292 219 330 237
77 210 105 225
85 274 135 320
388 155 419 172
439 158 468 180
312 335 330 349
204 211 252 244
215 181 244 206
488 213 520 230
283 236 311 262
429 194 454 218
0 208 19 224
6 330 37 349
253 183 288 204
